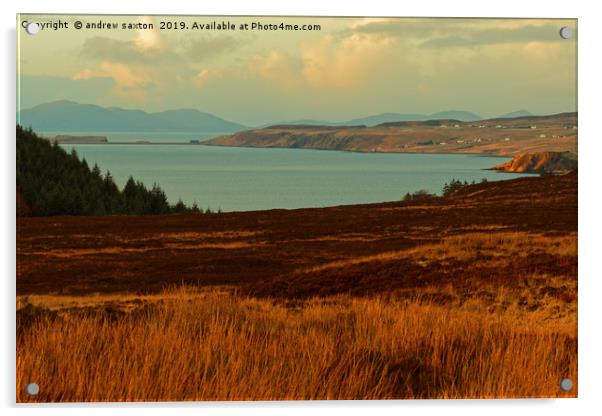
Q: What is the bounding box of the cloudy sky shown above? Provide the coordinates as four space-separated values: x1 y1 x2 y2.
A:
17 15 577 125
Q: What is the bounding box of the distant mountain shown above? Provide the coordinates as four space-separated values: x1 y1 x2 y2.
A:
265 119 340 127
429 110 481 121
274 111 482 127
346 113 430 126
18 101 247 133
497 110 534 119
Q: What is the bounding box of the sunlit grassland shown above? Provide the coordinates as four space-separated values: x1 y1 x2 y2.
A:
17 285 577 402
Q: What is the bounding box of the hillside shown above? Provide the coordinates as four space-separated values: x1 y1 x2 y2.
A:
17 171 577 297
493 151 578 173
207 112 577 157
18 101 247 133
17 171 577 400
16 126 198 216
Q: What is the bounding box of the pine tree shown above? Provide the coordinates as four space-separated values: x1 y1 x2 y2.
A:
16 126 202 216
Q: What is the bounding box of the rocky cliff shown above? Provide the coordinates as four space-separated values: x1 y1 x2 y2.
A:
493 151 577 174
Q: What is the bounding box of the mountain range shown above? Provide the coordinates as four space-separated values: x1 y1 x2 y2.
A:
18 101 247 133
271 110 484 127
18 101 537 132
496 110 534 119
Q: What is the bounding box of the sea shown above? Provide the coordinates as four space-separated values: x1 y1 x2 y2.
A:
53 131 534 212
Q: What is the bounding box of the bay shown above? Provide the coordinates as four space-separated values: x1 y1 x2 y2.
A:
60 144 534 212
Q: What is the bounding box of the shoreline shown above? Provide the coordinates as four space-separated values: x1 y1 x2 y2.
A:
59 140 514 159
18 171 540 217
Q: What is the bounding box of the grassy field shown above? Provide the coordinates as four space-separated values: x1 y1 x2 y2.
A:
17 285 576 402
16 173 578 401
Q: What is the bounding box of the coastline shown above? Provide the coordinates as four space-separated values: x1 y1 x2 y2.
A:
59 139 516 159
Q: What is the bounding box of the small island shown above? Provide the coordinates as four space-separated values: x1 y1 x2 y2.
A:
52 134 108 144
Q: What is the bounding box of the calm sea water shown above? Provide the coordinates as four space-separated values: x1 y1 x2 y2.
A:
60 144 534 212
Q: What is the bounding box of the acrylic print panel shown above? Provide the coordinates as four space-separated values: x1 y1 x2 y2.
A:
16 14 577 402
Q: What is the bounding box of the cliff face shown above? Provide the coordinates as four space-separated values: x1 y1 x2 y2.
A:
493 151 577 174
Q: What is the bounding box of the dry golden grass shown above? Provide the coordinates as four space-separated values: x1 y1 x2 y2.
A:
16 286 576 402
413 231 577 263
299 231 576 274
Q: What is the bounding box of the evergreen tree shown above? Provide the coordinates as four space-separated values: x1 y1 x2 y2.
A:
16 125 202 216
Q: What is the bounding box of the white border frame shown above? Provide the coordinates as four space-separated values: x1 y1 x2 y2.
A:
3 1 600 415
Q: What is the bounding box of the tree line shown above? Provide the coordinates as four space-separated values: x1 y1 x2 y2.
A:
17 125 205 216
442 178 488 197
402 178 489 202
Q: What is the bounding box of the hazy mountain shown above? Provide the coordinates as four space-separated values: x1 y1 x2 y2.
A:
274 111 482 127
346 113 430 126
19 101 537 132
429 110 481 121
264 119 341 127
497 110 534 119
18 101 247 133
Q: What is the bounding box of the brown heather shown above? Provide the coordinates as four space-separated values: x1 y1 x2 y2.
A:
16 173 578 402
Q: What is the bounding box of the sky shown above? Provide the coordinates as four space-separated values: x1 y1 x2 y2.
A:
17 15 577 126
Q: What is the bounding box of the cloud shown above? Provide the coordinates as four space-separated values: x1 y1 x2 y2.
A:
76 26 245 100
420 24 569 48
300 33 395 89
247 31 397 90
79 17 167 64
183 35 242 61
247 50 303 90
82 32 243 65
81 36 168 64
72 61 154 102
22 16 576 121
134 16 164 50
193 69 221 88
347 18 575 48
73 61 152 88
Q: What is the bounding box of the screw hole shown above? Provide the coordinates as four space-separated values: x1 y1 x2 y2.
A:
560 378 573 391
26 383 39 395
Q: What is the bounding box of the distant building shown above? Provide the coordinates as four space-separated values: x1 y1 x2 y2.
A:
539 134 546 138
530 125 537 129
190 140 200 144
